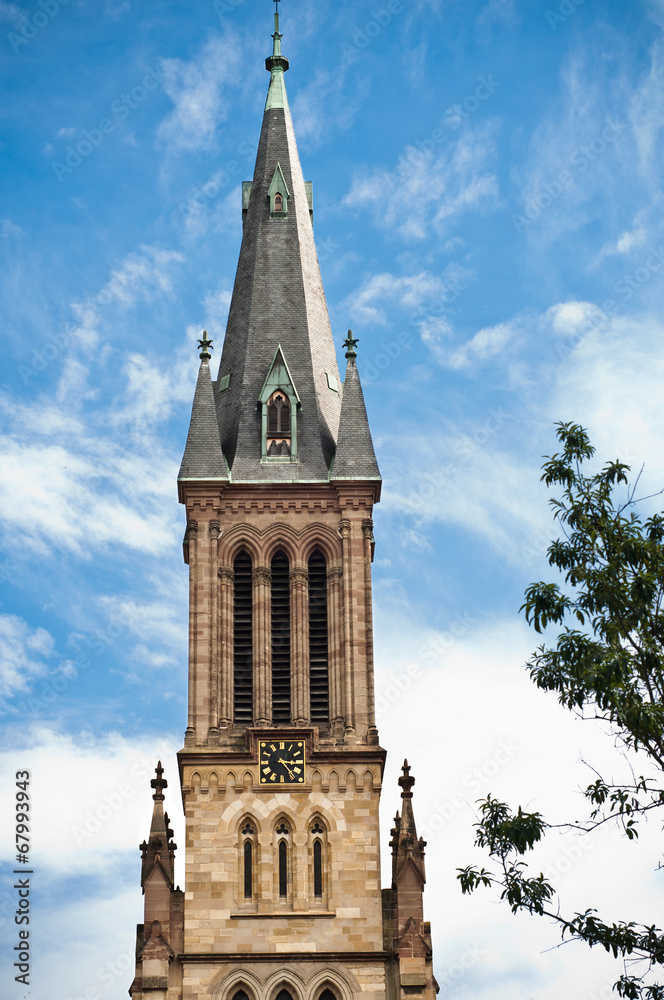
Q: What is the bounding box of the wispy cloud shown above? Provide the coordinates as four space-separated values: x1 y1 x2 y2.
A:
446 321 516 370
344 122 501 241
476 0 521 44
157 35 243 154
99 245 185 309
0 615 54 701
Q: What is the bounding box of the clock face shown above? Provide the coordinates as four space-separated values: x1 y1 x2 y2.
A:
259 739 306 784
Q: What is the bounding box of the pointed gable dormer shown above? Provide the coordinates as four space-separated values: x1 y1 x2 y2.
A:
214 8 342 482
259 345 300 461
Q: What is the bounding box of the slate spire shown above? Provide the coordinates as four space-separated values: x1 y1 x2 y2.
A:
214 8 342 482
332 333 381 483
178 334 228 484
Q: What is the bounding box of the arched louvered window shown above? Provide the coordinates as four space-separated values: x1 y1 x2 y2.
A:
271 552 291 722
274 193 283 213
308 551 329 722
234 552 253 725
313 839 323 898
278 839 288 897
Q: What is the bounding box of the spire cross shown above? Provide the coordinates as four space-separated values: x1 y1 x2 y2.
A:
198 330 213 361
343 330 359 359
151 761 168 802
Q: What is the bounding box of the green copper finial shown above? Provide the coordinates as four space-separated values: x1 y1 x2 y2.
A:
198 331 213 361
266 0 289 74
343 330 359 360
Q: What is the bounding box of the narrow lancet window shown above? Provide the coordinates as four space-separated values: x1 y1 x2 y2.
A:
274 193 283 213
308 551 329 722
244 840 253 899
278 839 288 897
234 551 253 724
271 551 291 722
313 839 323 898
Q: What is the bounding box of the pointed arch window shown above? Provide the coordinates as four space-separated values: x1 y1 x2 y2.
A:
241 821 256 901
275 820 291 901
271 552 291 723
267 392 291 457
309 819 327 903
274 193 283 213
276 991 293 1000
234 552 253 725
308 551 329 723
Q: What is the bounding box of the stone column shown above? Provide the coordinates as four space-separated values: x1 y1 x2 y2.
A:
339 518 356 741
217 566 234 730
185 521 198 748
327 566 344 738
253 566 271 727
291 567 309 726
208 520 221 746
362 518 378 742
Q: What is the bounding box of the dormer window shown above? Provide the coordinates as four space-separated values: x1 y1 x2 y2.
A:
268 163 290 217
259 345 299 463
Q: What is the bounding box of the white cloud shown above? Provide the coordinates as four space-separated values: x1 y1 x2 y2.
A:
446 321 516 370
600 226 648 257
98 245 185 309
0 427 180 557
344 122 500 241
0 219 23 239
375 610 664 999
543 300 608 338
344 266 473 329
0 2 24 28
0 615 54 701
629 37 664 177
476 0 520 44
157 35 243 154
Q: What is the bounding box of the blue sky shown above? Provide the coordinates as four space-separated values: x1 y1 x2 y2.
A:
2 0 664 997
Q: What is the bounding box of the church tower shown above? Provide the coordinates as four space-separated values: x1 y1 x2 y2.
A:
129 9 437 1000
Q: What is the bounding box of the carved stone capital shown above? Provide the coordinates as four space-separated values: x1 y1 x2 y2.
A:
209 519 221 539
290 568 309 585
327 567 343 584
339 519 352 540
218 567 235 585
253 567 272 586
362 519 374 540
186 520 199 540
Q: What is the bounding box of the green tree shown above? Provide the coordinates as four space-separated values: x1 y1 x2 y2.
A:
458 422 664 999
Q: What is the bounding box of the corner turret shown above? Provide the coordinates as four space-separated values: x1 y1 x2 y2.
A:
130 763 184 999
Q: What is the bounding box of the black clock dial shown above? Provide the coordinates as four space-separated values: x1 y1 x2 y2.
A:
259 739 306 784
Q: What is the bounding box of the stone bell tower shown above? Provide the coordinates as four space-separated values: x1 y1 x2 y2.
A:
129 9 437 1000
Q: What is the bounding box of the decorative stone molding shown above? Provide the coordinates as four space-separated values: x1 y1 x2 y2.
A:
218 567 235 585
209 519 221 539
253 567 272 586
362 519 374 539
339 519 351 539
185 520 199 540
289 568 309 584
327 567 343 583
